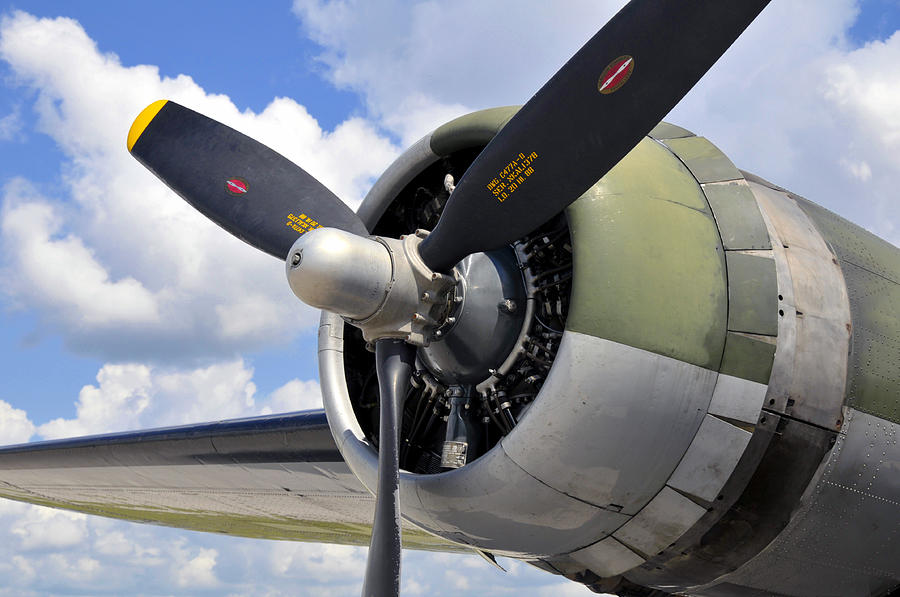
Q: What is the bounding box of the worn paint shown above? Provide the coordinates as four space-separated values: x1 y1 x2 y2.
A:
566 137 727 370
794 197 900 424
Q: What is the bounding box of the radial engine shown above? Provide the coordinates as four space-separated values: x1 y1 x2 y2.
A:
319 108 900 597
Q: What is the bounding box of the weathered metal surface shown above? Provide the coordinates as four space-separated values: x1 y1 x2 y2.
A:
624 414 836 592
719 332 776 385
695 409 900 597
502 331 717 513
725 252 779 336
323 315 634 557
667 414 753 501
429 106 518 156
648 122 695 140
793 195 900 425
613 486 708 558
569 536 647 578
411 444 631 557
706 373 768 425
566 137 727 370
663 137 743 183
703 181 771 251
751 181 852 430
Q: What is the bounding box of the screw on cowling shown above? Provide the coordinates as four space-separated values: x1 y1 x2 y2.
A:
290 251 303 267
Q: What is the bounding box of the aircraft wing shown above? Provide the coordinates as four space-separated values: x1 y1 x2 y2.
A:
0 410 462 552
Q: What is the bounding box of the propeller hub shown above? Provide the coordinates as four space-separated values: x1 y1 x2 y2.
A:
286 227 393 321
286 228 456 346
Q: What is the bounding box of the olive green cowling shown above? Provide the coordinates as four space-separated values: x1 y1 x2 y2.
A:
565 137 728 371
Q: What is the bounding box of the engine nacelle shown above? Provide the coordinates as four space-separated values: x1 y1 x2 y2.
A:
321 109 900 596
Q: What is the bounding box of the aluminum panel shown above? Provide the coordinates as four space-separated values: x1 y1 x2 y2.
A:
707 374 768 425
703 181 771 251
413 444 630 557
725 252 778 336
795 194 900 424
718 331 776 385
839 262 900 424
664 137 743 183
321 314 632 557
648 121 695 140
667 414 753 501
569 536 646 578
613 486 707 557
699 409 900 597
751 182 851 430
502 331 717 513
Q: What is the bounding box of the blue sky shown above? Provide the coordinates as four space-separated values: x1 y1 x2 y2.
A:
0 1 898 595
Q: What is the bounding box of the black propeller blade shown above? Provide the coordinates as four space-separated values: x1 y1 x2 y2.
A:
417 0 770 272
128 100 367 260
363 339 416 597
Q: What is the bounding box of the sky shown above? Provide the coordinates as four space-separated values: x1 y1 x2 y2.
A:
0 0 898 595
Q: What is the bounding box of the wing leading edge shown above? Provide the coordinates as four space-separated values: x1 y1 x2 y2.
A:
0 410 461 552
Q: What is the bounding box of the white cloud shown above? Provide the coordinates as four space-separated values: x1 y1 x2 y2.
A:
172 541 219 588
841 158 873 182
825 31 900 150
0 11 399 364
292 0 900 247
1 180 160 327
10 507 87 551
260 378 323 414
36 359 321 439
270 542 365 583
657 1 900 245
0 399 35 444
0 493 578 596
292 0 628 144
0 107 22 141
93 530 134 557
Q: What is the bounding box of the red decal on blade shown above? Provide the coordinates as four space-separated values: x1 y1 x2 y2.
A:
598 55 635 95
225 177 249 195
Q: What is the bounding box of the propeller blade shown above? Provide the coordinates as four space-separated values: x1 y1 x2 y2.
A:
128 100 367 260
418 0 770 272
362 339 415 597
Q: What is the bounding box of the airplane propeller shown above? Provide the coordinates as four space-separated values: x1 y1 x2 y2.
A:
128 99 368 260
127 1 770 595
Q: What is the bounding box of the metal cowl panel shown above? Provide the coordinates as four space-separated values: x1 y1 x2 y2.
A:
502 133 730 515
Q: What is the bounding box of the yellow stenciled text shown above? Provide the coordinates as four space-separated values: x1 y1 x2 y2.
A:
486 151 538 202
286 213 322 235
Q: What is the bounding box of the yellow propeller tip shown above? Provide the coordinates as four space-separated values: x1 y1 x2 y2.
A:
127 99 168 152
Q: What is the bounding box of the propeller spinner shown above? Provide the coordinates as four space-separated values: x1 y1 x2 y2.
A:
127 1 770 594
